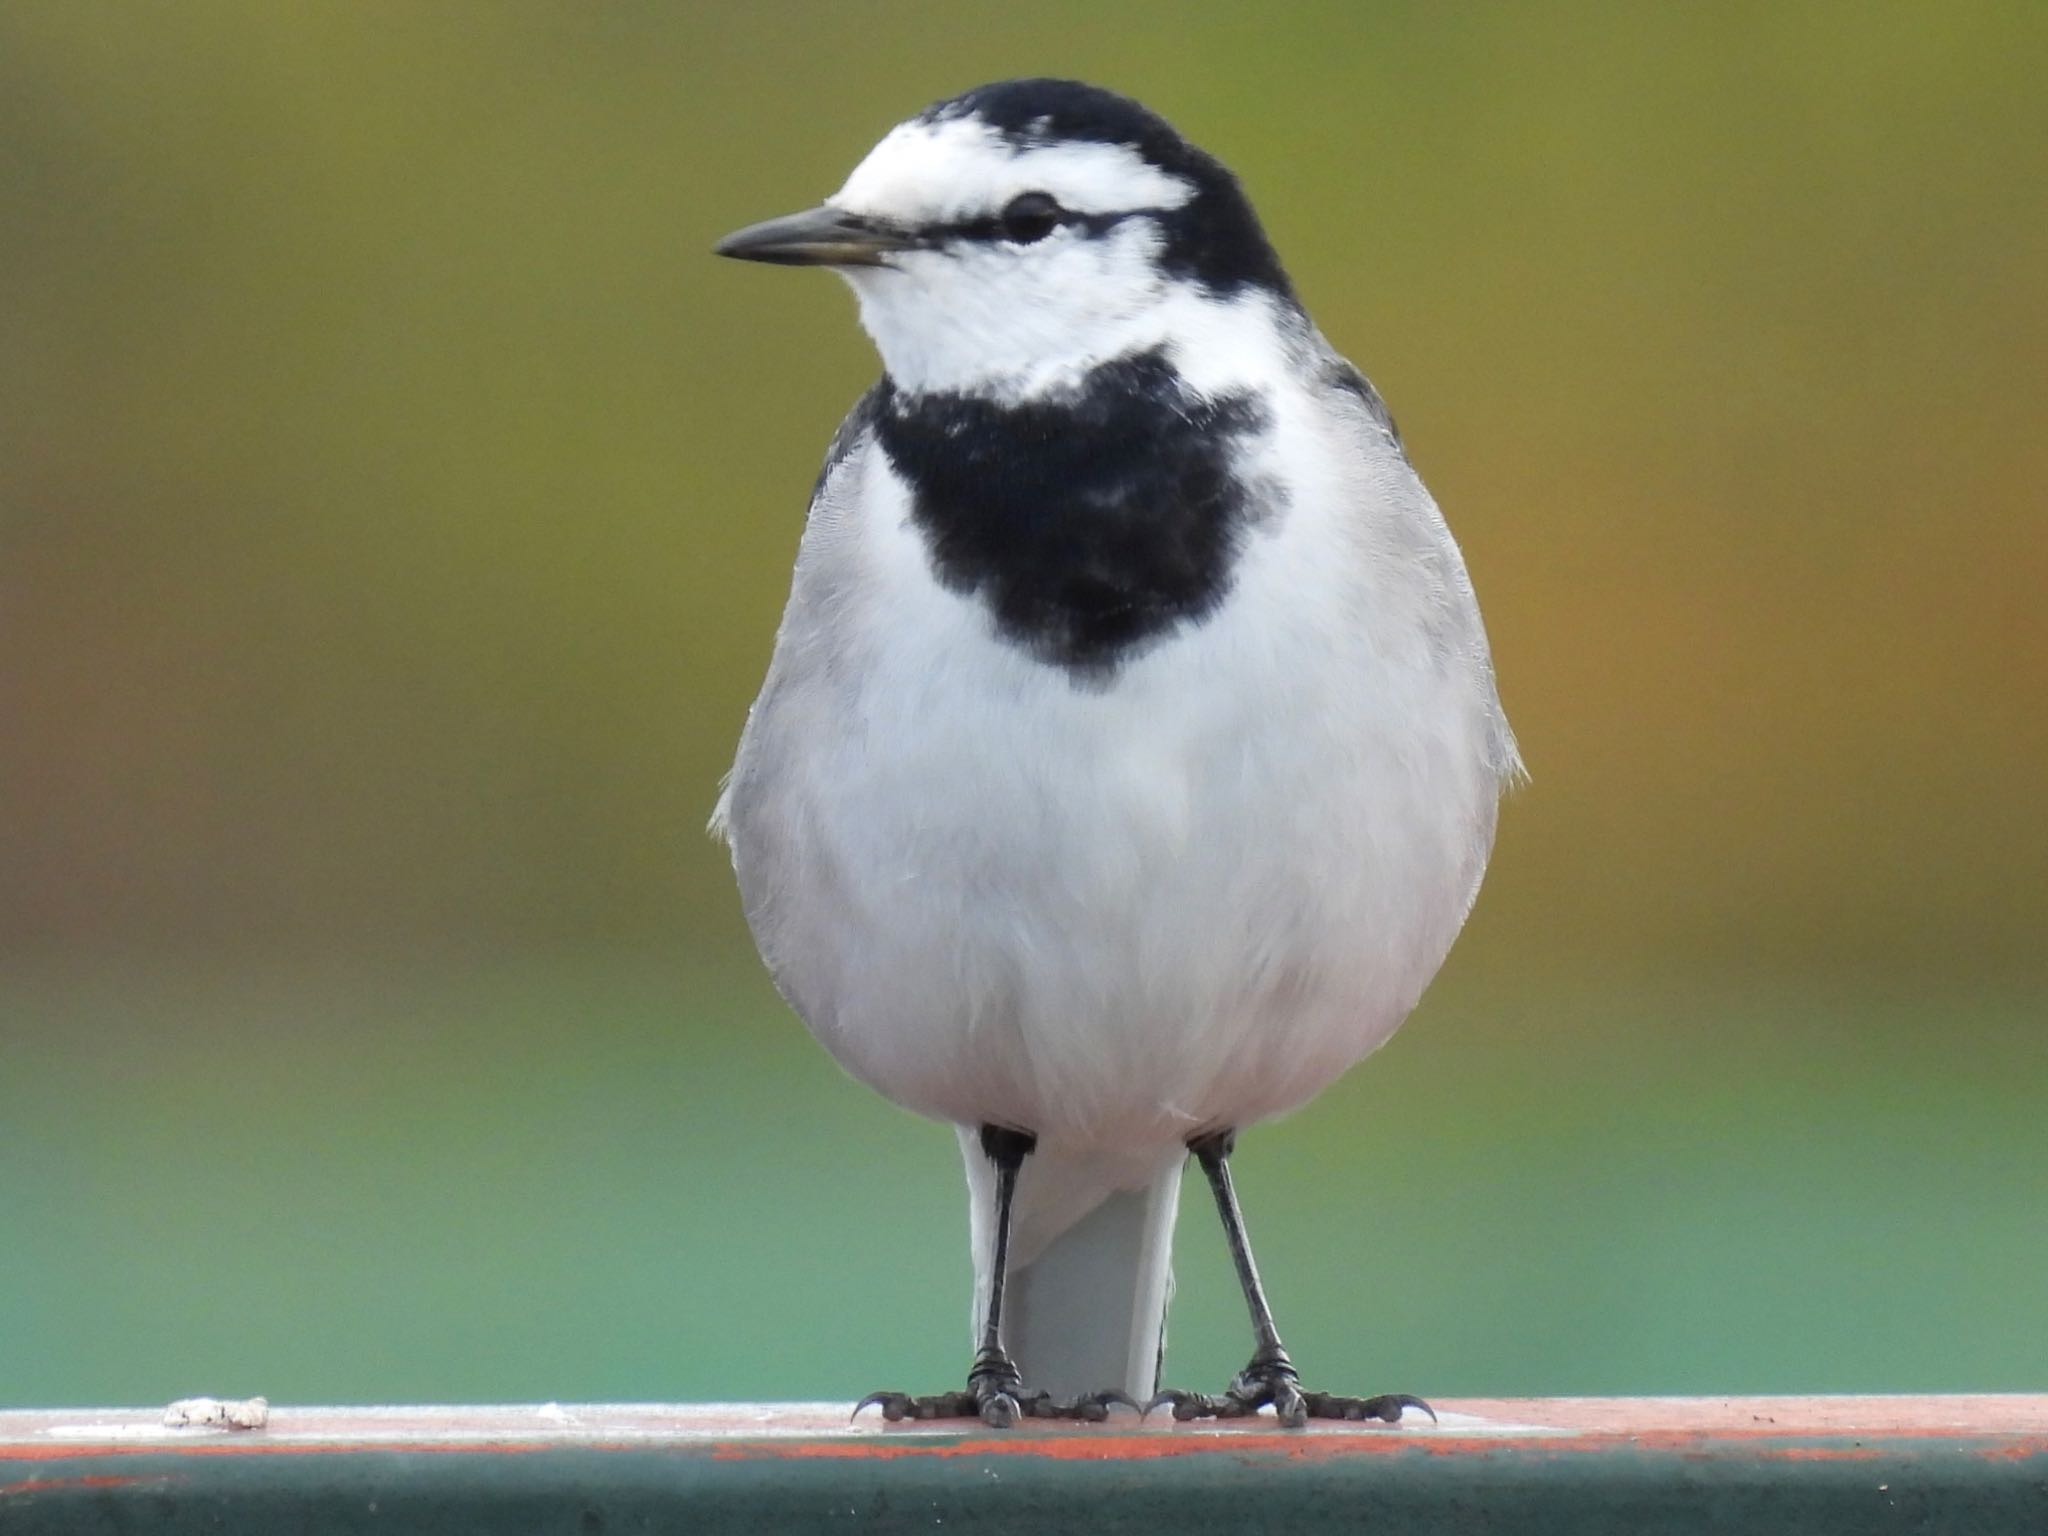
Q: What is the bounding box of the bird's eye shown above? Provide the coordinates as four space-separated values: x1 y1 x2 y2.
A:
998 192 1064 245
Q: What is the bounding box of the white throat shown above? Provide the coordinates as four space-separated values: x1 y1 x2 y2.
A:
844 255 1306 404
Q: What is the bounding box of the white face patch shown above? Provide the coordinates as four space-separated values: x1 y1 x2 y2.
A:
829 115 1194 228
812 112 1220 399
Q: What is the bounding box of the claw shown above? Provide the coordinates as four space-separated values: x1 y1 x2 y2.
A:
854 1389 976 1422
852 1391 899 1423
1295 1389 1436 1424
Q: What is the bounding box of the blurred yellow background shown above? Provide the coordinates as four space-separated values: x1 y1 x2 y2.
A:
2 3 2043 1408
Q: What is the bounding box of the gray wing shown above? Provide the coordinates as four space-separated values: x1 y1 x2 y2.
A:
710 383 888 850
1324 356 1405 455
1312 339 1525 791
807 379 890 506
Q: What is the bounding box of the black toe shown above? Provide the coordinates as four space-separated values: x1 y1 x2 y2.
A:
1154 1349 1431 1427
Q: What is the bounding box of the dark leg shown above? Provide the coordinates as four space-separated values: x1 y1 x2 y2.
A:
856 1124 1138 1428
1151 1130 1434 1428
962 1125 1036 1424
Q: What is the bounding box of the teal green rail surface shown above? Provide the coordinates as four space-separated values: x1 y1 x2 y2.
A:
3 1398 2045 1533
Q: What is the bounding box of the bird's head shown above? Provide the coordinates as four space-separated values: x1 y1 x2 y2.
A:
715 79 1297 400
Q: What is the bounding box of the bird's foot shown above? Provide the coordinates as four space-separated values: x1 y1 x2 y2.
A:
856 1346 1139 1429
1149 1345 1434 1429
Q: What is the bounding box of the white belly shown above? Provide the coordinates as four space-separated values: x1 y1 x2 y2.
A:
720 436 1507 1165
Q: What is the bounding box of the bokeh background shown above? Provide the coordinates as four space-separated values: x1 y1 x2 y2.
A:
3 2 2043 1409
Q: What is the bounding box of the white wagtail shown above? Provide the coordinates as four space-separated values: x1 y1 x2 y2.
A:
713 79 1520 1429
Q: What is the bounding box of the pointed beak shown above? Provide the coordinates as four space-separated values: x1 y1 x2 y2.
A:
713 205 924 268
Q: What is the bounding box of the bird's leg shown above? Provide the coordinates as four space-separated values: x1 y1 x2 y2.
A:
856 1124 1139 1428
1150 1130 1434 1428
962 1124 1034 1422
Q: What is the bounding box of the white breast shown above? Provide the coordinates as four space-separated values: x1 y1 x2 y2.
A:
719 360 1513 1170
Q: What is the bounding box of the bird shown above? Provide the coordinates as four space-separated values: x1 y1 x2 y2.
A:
711 78 1520 1429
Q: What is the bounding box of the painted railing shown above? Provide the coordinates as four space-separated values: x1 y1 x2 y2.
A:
4 1397 2045 1532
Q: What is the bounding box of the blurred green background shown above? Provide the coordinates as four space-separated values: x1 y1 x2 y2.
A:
3 2 2043 1409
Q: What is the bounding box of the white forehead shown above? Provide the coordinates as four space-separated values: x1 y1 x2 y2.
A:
828 114 1195 225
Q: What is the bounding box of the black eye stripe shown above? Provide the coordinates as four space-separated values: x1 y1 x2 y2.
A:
918 206 1173 247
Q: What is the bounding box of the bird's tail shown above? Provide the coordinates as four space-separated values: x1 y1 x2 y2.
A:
959 1129 1184 1403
